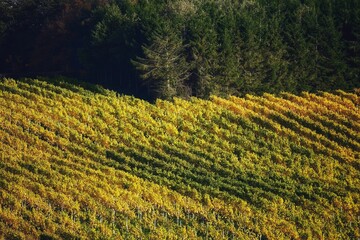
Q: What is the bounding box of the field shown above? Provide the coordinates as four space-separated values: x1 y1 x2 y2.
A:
0 78 359 239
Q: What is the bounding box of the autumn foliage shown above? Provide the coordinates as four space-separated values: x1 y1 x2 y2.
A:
0 78 359 239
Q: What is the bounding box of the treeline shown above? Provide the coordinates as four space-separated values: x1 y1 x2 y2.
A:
0 0 359 99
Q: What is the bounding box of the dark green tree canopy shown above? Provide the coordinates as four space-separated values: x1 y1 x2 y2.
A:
0 0 359 100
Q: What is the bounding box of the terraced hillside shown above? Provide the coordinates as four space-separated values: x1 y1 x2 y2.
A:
0 78 359 239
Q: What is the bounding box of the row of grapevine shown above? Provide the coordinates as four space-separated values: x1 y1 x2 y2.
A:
0 78 359 239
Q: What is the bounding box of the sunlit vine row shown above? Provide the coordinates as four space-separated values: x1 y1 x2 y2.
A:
0 78 359 239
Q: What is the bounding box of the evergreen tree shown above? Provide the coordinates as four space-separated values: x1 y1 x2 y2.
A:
259 0 292 93
216 7 242 96
82 1 146 96
0 1 14 44
132 26 192 100
283 0 315 92
338 0 360 89
187 3 221 98
314 0 347 90
236 2 267 95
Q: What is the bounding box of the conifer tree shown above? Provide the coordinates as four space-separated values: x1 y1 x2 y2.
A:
236 3 267 95
188 3 220 98
283 0 315 92
216 8 242 96
340 0 360 88
132 26 191 100
314 0 347 90
260 2 291 93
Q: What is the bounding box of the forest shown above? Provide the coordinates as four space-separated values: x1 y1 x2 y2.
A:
0 0 359 100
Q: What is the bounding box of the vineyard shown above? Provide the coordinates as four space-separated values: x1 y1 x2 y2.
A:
0 78 359 239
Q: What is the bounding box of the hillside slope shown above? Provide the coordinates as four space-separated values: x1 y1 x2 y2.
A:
0 78 359 239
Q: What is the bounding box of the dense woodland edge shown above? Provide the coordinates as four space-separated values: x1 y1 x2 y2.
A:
0 0 359 100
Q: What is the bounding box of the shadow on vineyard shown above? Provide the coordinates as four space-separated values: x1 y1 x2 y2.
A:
0 78 359 239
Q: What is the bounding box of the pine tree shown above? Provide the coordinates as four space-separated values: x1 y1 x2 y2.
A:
132 26 191 100
339 0 360 89
314 0 347 90
282 0 315 92
216 8 242 96
259 1 292 94
188 3 220 98
236 2 267 95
